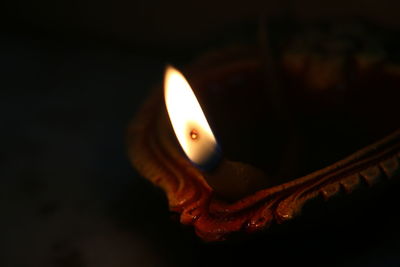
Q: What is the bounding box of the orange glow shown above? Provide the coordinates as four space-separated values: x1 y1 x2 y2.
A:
164 65 218 166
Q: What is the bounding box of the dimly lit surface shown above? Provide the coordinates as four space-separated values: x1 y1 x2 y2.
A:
2 1 400 266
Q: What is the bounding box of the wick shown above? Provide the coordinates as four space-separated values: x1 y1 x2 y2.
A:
190 129 199 140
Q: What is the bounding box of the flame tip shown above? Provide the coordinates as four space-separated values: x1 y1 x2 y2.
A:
165 64 176 72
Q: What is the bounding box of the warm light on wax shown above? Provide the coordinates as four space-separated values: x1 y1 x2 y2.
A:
164 65 219 167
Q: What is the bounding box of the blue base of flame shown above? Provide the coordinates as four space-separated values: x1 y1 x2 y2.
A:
191 144 223 172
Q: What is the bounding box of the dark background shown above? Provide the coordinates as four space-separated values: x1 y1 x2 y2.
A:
1 1 400 266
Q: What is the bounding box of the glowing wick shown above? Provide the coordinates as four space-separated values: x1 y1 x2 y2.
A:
190 129 199 140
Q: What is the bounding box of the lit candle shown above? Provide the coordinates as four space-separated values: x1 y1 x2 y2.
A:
164 65 268 200
164 65 221 170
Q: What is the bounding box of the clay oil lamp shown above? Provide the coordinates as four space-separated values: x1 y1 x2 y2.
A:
127 22 400 241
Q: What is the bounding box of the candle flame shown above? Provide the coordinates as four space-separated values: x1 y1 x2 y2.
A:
164 65 218 167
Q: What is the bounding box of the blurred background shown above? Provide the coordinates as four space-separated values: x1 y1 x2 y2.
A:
1 0 400 266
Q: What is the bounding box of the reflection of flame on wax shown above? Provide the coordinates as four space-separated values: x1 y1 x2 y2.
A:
164 65 218 167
